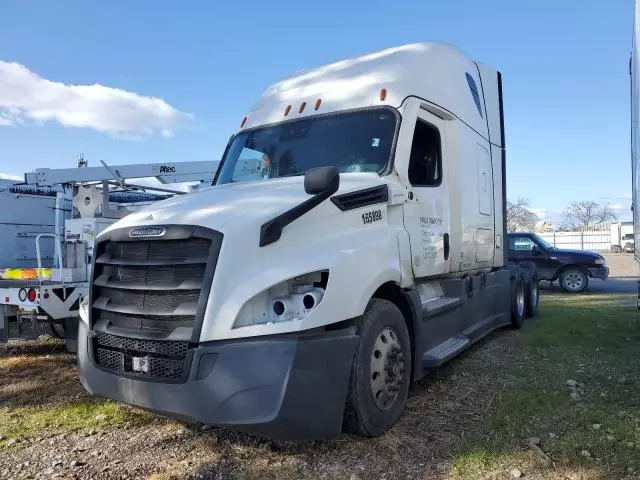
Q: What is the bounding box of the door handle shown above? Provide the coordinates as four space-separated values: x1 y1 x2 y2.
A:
443 233 450 260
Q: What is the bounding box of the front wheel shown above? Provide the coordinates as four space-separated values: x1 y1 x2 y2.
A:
343 299 411 437
559 268 588 293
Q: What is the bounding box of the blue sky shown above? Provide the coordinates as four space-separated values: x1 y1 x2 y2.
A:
0 0 634 223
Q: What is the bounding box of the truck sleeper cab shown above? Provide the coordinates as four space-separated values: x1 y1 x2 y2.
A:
78 42 538 440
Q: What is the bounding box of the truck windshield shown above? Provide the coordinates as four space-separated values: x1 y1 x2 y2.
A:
216 108 397 185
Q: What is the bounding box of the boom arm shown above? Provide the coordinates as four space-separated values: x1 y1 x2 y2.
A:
24 161 219 186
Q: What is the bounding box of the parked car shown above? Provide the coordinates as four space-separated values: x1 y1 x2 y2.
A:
508 232 609 293
622 233 635 253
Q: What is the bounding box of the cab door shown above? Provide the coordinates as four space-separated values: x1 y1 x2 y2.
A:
402 110 450 278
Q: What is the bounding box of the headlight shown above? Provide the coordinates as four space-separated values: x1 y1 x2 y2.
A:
594 258 605 265
232 271 328 328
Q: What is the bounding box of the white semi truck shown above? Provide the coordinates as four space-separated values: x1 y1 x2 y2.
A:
78 42 539 440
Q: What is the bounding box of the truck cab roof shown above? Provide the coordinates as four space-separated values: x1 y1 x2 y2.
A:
240 42 502 147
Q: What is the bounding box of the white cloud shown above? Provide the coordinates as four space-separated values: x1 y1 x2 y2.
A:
0 60 194 138
0 172 21 181
529 207 547 218
609 203 625 211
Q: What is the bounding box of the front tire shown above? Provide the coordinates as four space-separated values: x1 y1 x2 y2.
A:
343 299 411 437
559 268 588 293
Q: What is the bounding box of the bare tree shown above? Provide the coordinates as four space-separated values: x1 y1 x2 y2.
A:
506 197 538 232
563 200 617 231
595 202 617 226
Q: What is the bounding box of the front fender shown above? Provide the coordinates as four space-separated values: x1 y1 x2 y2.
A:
199 205 401 341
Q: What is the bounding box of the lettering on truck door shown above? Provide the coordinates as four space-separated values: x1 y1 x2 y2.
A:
402 110 450 278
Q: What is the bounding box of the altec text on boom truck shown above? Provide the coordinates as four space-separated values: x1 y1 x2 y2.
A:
78 42 538 441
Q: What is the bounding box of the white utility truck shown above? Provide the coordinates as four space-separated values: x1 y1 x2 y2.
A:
78 42 538 440
0 160 218 348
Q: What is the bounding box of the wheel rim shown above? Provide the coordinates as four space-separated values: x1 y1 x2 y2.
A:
517 283 525 317
370 327 405 410
564 272 584 291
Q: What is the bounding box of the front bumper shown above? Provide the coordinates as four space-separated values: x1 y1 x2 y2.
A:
78 322 358 441
588 266 609 280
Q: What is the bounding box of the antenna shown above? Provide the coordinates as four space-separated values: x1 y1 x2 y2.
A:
77 154 87 168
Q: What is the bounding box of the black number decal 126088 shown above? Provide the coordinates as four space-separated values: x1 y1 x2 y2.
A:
362 209 383 224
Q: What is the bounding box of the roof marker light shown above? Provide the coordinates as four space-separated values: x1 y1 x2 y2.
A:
240 116 247 128
284 105 292 116
315 99 322 110
380 88 387 101
299 102 307 113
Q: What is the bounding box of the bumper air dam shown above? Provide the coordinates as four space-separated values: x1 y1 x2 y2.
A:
78 321 359 441
588 266 609 280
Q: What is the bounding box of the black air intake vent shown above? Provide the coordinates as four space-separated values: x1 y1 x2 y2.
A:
331 185 389 211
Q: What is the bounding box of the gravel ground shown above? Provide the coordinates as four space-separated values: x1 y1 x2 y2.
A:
0 332 517 480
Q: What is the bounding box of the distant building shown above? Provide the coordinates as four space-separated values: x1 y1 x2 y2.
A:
534 221 554 233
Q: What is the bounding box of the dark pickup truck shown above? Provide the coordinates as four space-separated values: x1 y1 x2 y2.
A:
507 232 609 293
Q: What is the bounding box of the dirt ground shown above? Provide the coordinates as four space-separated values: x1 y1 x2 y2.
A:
0 336 517 480
0 255 638 480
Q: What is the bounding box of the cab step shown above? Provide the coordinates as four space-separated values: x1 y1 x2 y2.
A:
421 296 462 318
422 335 470 367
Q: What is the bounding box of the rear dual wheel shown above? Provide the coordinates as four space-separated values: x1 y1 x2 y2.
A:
49 322 65 339
514 262 539 322
511 276 526 328
343 299 411 437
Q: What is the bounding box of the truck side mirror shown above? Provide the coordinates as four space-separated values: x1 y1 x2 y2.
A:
304 166 340 195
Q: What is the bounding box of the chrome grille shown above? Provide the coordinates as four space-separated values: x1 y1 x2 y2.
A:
92 235 213 335
89 227 222 381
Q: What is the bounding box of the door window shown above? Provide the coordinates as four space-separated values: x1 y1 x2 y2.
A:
466 73 484 118
508 236 537 252
408 119 442 187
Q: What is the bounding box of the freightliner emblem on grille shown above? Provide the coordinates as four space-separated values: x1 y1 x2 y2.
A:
129 226 167 238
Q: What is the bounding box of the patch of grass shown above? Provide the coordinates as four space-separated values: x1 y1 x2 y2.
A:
0 400 152 444
36 334 64 346
451 294 640 479
147 475 171 480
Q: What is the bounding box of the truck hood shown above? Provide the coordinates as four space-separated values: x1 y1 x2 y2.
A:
551 248 604 262
105 173 389 234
